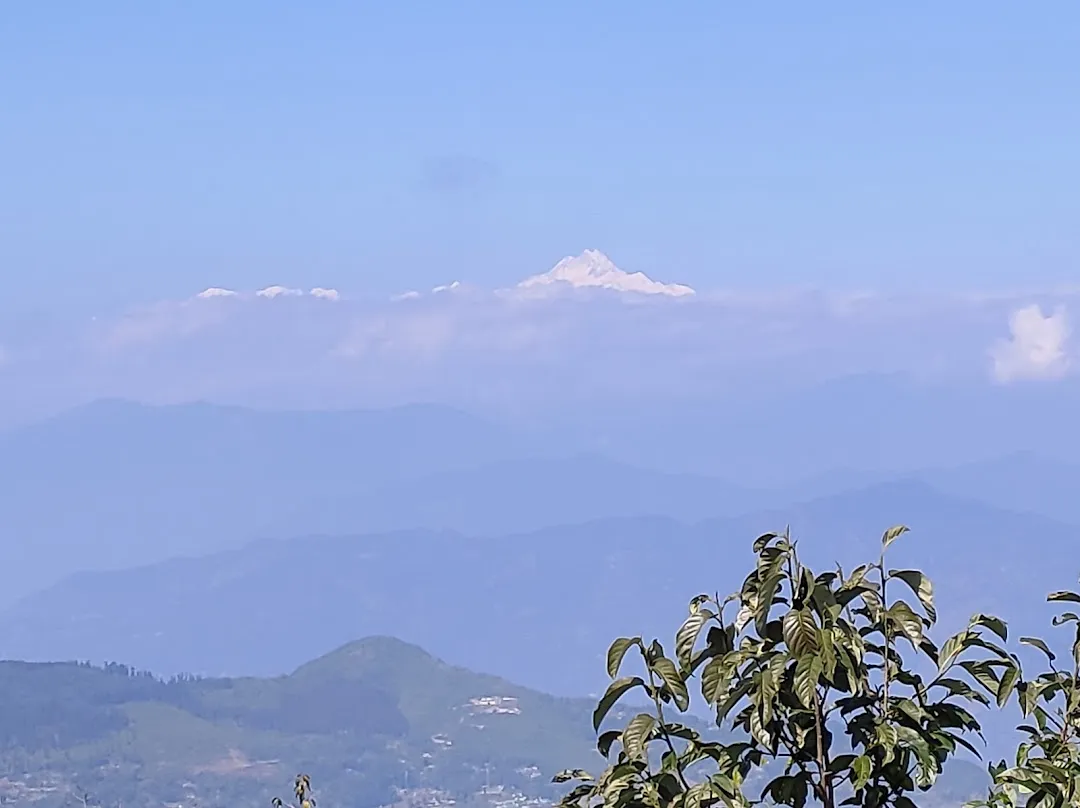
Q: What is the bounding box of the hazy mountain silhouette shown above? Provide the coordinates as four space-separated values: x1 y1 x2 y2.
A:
4 480 1074 711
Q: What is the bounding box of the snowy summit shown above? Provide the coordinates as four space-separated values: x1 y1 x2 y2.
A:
516 250 695 297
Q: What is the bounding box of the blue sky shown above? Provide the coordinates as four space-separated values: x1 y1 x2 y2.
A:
2 2 1078 311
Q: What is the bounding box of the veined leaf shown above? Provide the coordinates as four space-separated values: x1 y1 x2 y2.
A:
755 572 784 634
794 654 823 708
716 678 754 724
593 676 645 731
933 635 967 674
875 723 898 764
683 781 721 808
606 637 641 679
930 677 989 705
749 705 771 747
851 755 872 790
886 601 924 646
882 525 909 549
676 610 714 668
969 613 1008 642
1020 636 1057 663
753 533 779 553
961 660 1002 696
783 607 819 658
700 656 732 705
889 569 937 623
841 564 872 591
652 656 690 712
997 663 1021 708
621 713 656 760
818 628 837 679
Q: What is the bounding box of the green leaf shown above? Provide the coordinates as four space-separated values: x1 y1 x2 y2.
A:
684 781 722 808
734 604 753 633
1020 636 1057 663
755 572 784 634
962 660 1002 696
1048 591 1080 604
882 524 909 549
970 613 1008 642
689 594 711 613
937 635 972 674
1018 682 1040 717
553 769 593 784
875 723 898 764
818 628 837 679
841 564 872 591
749 705 771 747
716 678 754 723
676 610 713 668
783 607 819 658
596 730 621 757
621 713 656 760
851 755 872 790
753 533 778 553
593 676 644 731
889 569 937 622
794 654 823 708
606 637 640 679
765 775 809 808
700 655 731 705
651 656 690 712
930 677 989 705
997 663 1020 708
886 601 924 646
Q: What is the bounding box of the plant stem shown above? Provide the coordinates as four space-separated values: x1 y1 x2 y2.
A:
813 688 834 808
647 669 691 792
879 552 891 718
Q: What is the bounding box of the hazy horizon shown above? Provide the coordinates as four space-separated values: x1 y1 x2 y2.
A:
1 6 1078 807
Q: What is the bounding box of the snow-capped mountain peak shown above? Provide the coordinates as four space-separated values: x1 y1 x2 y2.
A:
516 250 695 297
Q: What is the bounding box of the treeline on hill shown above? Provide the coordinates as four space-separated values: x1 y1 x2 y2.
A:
0 636 601 808
0 661 405 752
548 526 1080 808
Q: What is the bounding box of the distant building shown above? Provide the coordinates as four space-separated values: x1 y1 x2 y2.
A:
466 696 521 715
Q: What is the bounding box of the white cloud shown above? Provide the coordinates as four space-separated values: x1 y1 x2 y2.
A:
432 281 462 294
256 285 303 299
24 250 1080 413
990 304 1071 383
392 291 422 302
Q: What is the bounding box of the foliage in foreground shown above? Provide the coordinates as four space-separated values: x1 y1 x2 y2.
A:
274 774 316 808
972 585 1080 808
555 526 1023 808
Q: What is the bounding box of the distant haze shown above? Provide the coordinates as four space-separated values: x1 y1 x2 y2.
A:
0 251 1077 431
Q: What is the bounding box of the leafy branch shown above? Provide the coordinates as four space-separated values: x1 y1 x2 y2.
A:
556 526 1017 808
971 587 1080 808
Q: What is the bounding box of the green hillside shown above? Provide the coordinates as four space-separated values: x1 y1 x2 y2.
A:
0 638 599 808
